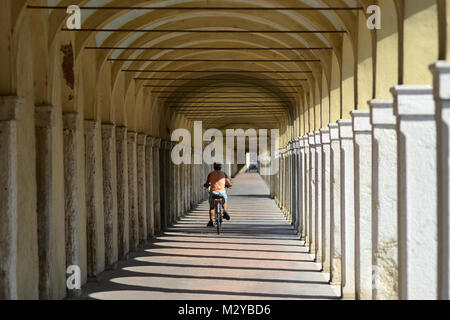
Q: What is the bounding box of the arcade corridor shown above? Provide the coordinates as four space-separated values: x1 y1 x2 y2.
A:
0 0 449 301
77 173 339 300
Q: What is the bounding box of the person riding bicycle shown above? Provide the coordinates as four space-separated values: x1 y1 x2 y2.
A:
204 163 232 227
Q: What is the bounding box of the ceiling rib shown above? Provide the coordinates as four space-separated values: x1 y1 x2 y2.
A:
28 5 362 11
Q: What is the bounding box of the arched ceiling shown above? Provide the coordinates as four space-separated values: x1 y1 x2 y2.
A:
38 0 369 132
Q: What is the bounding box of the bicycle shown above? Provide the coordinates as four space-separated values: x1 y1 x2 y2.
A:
205 185 231 235
211 193 225 235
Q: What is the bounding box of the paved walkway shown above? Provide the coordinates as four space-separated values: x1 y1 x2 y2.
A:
78 173 340 300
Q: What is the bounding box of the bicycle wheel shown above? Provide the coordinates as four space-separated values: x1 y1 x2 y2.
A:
216 203 221 235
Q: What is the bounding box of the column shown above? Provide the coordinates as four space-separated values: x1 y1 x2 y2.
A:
293 140 300 231
431 62 450 300
153 139 162 233
391 85 438 300
63 113 83 291
321 129 332 277
338 120 356 299
137 133 147 246
369 100 398 300
127 131 138 252
329 123 342 286
308 133 317 256
352 111 373 300
303 136 310 246
101 123 118 270
176 162 181 219
315 131 323 265
115 126 129 260
169 144 176 224
84 120 105 279
35 105 57 298
145 137 155 238
0 96 22 300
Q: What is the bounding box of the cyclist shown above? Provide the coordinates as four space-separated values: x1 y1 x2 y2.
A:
204 163 233 227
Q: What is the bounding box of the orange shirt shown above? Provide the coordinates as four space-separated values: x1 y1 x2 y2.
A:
206 171 232 192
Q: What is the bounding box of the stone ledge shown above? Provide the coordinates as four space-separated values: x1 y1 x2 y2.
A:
127 131 137 142
338 120 353 139
329 123 339 141
0 96 23 121
84 119 99 132
63 112 80 130
302 136 309 147
115 126 127 140
308 132 315 146
351 110 372 133
314 131 322 145
137 133 147 146
101 123 115 139
35 105 57 128
321 129 331 144
369 100 396 126
430 61 450 101
153 138 162 148
391 85 434 117
146 136 155 146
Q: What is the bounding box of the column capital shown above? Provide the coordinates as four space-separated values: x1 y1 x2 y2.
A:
36 105 57 128
127 131 137 142
153 138 162 148
369 100 396 126
391 85 434 117
101 123 115 139
115 126 127 140
0 96 23 121
137 133 147 146
430 61 450 101
338 120 353 140
329 123 339 141
351 110 372 133
314 130 322 145
308 132 315 146
298 137 305 148
63 112 80 130
146 136 155 146
320 129 331 144
302 136 309 147
84 119 99 133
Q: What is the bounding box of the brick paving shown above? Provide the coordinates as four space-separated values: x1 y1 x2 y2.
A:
77 173 340 300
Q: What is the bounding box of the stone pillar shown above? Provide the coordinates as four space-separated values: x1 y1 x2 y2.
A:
315 131 323 265
308 133 317 256
137 134 147 245
63 113 82 289
127 132 138 252
115 127 129 260
391 85 438 300
145 137 155 238
161 141 170 229
35 105 57 298
321 129 332 277
0 96 22 300
430 62 450 300
352 111 373 300
338 120 356 299
293 140 300 231
329 124 342 286
84 120 105 279
369 100 398 300
101 123 118 270
303 137 310 246
153 139 162 233
169 145 176 224
176 163 181 219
